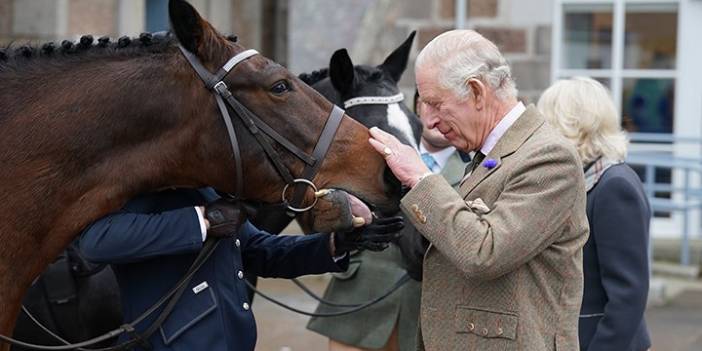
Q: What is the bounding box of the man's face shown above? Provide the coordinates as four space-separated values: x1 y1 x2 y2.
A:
416 65 488 152
416 100 452 149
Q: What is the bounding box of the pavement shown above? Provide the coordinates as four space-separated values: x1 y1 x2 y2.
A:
251 274 702 351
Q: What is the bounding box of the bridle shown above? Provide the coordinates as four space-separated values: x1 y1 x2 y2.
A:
178 45 346 213
0 45 348 350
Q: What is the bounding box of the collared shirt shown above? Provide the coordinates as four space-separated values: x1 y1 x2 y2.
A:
419 143 456 174
480 101 526 155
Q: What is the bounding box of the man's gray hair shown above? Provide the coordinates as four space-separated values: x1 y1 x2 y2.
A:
416 30 517 101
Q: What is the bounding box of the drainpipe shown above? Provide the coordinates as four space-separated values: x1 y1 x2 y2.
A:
455 0 467 29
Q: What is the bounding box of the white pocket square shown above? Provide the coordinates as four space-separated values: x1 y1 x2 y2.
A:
465 198 491 215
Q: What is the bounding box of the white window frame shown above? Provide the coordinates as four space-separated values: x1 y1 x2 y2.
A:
551 0 702 239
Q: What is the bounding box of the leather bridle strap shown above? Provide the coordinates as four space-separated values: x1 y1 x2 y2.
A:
288 105 344 213
178 45 344 212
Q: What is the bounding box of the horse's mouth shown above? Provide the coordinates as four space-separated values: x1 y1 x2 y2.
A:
329 188 376 225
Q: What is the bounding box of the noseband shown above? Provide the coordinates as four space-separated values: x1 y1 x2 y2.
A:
178 46 345 213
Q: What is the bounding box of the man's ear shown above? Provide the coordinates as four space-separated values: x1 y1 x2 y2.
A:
329 49 356 96
169 0 207 55
467 79 487 110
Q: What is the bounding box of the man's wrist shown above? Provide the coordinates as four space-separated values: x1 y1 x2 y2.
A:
410 172 434 188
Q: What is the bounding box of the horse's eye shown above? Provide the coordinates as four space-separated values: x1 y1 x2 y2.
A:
369 71 382 81
270 80 290 95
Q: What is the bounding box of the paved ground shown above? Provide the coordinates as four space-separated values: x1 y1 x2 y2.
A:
252 275 702 351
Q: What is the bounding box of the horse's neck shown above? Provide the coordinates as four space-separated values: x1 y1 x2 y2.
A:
0 56 214 334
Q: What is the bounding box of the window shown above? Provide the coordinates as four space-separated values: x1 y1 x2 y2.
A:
146 0 169 33
552 0 678 135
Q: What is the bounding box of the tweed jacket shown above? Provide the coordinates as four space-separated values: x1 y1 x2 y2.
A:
401 105 589 351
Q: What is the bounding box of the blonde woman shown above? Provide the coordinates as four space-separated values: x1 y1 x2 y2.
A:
538 77 652 351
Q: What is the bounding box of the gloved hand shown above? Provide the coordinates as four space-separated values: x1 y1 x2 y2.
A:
333 216 405 255
205 199 246 238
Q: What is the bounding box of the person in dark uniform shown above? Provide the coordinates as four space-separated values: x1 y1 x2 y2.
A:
79 187 402 351
539 77 652 351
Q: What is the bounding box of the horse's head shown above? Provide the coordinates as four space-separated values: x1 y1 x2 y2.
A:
168 0 401 227
301 31 422 150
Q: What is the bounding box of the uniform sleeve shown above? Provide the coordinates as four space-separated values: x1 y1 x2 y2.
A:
239 222 348 278
587 175 650 351
401 143 583 281
78 206 204 264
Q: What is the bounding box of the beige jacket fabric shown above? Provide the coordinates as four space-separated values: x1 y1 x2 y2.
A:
400 105 589 350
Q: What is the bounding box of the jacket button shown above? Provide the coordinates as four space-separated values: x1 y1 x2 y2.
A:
468 323 475 331
235 239 241 247
237 270 244 279
243 302 250 310
482 328 489 336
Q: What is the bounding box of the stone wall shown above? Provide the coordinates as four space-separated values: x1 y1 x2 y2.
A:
287 0 555 103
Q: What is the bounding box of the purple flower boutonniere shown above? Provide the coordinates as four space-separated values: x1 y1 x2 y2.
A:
482 159 498 169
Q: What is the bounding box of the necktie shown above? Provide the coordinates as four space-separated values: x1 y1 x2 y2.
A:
465 151 485 177
421 153 439 173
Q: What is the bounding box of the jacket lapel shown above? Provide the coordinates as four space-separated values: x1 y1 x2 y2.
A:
459 105 544 196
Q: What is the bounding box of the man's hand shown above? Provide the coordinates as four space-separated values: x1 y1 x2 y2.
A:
368 127 431 188
205 199 246 238
333 216 405 255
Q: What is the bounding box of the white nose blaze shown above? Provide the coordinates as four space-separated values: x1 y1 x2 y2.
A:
386 103 418 150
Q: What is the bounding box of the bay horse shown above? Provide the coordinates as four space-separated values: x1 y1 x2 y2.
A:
0 0 399 345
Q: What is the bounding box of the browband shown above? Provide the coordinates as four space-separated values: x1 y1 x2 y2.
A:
222 49 258 72
343 92 404 109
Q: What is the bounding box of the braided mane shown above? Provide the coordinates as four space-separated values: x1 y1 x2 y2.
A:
0 32 239 72
298 68 329 85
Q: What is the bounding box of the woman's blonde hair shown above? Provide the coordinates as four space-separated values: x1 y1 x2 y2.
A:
537 77 627 166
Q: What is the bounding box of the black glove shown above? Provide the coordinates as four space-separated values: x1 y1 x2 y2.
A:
205 199 246 238
333 216 405 255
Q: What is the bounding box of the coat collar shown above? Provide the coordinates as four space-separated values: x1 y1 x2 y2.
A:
459 104 544 195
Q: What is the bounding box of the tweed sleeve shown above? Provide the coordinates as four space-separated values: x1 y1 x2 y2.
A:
401 143 584 281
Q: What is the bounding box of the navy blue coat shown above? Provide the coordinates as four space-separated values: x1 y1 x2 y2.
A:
580 164 652 351
79 188 347 351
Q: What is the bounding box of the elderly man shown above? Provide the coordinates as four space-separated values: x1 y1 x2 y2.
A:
369 30 589 350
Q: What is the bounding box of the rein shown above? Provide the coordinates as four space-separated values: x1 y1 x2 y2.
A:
247 273 410 317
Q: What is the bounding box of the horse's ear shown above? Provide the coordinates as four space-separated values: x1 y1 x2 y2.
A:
169 0 206 54
329 49 356 95
380 30 416 82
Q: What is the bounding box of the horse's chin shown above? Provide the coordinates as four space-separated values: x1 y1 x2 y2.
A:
298 189 374 234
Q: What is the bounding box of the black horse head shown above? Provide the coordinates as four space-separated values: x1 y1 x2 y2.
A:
300 31 421 149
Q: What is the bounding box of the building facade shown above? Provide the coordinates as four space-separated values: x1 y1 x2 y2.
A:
2 0 700 241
